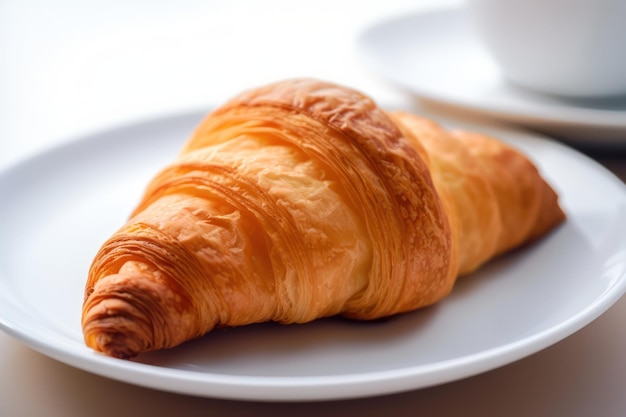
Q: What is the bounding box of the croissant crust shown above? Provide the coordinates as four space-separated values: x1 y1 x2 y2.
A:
82 79 565 358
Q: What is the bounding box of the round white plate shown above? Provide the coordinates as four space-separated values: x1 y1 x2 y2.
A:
0 111 625 402
356 8 626 145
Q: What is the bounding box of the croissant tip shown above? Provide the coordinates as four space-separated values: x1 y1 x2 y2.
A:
82 286 154 359
83 329 139 359
83 321 146 359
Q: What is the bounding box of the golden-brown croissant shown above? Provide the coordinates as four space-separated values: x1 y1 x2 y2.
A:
82 79 565 358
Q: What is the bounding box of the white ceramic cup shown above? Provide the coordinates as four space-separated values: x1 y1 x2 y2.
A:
466 0 626 98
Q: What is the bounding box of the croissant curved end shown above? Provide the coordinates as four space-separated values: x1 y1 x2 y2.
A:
82 274 162 359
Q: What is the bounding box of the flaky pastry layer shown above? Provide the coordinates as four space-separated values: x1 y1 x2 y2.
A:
83 79 565 358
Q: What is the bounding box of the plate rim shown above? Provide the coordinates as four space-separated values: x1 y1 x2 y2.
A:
3 276 623 402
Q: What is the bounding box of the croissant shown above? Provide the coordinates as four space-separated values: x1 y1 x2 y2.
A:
82 79 565 358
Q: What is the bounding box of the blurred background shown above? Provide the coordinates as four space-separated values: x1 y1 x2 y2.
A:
0 0 458 169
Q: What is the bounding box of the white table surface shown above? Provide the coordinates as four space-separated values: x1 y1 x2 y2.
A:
2 1 626 416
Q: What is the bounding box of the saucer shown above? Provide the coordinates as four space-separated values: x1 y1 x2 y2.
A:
356 8 626 146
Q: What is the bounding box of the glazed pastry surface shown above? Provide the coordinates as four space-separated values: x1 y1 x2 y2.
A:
82 79 565 358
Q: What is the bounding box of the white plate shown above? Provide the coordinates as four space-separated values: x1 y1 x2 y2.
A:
0 110 625 402
356 8 626 145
